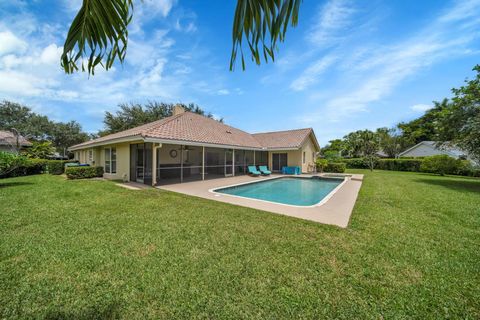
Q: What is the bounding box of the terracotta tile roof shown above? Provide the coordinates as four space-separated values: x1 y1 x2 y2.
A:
70 112 319 150
252 128 314 149
0 130 32 146
143 112 263 148
69 116 178 149
70 112 262 149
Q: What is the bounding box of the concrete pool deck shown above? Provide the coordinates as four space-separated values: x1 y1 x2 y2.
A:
158 173 363 228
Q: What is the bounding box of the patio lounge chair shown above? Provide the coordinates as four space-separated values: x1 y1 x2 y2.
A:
258 165 271 175
247 166 261 176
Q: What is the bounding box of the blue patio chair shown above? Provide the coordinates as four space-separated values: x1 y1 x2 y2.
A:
258 165 271 175
247 166 261 176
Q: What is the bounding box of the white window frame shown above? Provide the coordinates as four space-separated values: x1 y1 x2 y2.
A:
88 149 94 164
104 147 117 174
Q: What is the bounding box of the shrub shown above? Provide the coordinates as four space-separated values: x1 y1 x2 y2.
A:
315 159 328 172
46 160 78 175
420 155 462 175
65 166 104 179
0 152 27 178
376 159 423 172
341 158 369 169
46 160 66 175
324 162 346 173
363 155 379 171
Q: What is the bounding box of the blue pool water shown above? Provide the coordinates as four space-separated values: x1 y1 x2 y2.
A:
215 177 344 206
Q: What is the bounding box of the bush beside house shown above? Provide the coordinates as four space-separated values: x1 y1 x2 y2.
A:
0 151 78 178
323 162 346 173
65 166 104 179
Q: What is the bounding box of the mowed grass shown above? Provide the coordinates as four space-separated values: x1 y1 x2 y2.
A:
0 171 479 319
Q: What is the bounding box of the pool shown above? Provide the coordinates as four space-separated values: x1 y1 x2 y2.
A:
213 177 345 207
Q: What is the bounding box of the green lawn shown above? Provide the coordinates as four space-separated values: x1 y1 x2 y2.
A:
0 171 479 319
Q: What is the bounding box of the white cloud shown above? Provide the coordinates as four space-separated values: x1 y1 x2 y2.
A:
410 104 433 112
142 0 175 17
298 0 480 123
0 31 27 55
175 19 197 33
217 89 230 95
40 44 62 65
290 55 337 91
307 0 356 46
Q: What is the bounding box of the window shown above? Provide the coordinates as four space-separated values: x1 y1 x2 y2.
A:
105 147 117 174
312 152 315 162
88 149 93 163
303 151 306 164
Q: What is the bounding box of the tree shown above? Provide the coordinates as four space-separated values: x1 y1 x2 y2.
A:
376 127 407 158
23 141 56 159
343 131 366 158
61 0 302 75
50 121 91 157
321 139 345 160
397 99 450 145
0 101 52 141
343 130 379 170
101 102 221 135
0 101 89 155
437 65 480 164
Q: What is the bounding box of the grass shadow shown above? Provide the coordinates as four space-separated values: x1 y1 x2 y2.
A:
414 177 480 194
0 181 34 189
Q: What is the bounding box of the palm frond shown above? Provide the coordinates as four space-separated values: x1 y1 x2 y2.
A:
61 0 133 75
230 0 302 71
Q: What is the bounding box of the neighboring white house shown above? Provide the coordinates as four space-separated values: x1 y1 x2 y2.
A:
399 141 467 159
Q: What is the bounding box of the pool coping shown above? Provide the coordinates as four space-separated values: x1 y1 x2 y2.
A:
157 173 363 228
209 175 349 208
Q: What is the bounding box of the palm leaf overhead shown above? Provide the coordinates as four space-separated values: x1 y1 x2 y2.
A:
230 0 301 70
61 0 133 75
61 0 301 75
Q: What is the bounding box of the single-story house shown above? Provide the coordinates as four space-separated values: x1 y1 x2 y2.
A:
0 130 32 153
399 141 468 159
69 106 320 186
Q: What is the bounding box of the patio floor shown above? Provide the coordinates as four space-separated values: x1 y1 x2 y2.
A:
158 173 363 228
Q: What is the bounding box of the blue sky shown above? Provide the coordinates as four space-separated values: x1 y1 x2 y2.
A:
0 0 479 145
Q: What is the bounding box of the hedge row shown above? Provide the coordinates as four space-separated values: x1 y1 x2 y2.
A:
1 158 79 178
323 162 346 173
340 158 423 171
338 157 480 177
65 166 104 179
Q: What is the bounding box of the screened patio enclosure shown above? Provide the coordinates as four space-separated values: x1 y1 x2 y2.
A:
130 143 269 185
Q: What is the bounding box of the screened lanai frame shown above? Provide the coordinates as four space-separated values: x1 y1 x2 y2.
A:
153 142 269 185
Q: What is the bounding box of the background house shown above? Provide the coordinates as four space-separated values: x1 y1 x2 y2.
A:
0 130 32 153
399 141 466 158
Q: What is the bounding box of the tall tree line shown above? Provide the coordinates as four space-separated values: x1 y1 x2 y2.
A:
0 101 90 155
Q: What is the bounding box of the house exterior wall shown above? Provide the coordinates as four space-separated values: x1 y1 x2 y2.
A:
74 141 142 181
267 150 301 171
300 136 317 173
267 136 318 173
